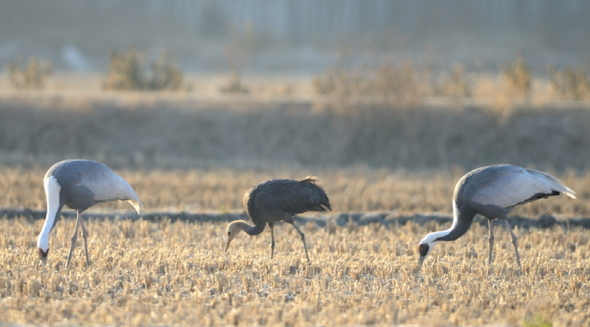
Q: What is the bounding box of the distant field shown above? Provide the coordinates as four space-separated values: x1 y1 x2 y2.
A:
0 165 585 217
1 73 590 172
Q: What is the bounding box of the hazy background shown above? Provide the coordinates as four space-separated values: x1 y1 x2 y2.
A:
1 0 589 74
1 1 590 172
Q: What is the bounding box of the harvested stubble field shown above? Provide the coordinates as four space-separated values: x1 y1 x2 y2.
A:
2 77 590 326
0 166 589 326
1 216 590 326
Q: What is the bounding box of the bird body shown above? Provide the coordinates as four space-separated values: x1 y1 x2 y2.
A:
226 176 331 263
37 159 142 266
418 164 575 269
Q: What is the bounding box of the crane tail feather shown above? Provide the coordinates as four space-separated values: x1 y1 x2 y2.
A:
564 190 577 199
301 176 318 183
127 199 144 215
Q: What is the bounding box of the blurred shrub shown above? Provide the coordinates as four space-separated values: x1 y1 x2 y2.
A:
313 67 364 96
374 62 421 104
549 65 590 101
103 48 183 91
434 64 471 98
5 57 52 89
313 62 422 106
503 56 531 99
218 72 250 94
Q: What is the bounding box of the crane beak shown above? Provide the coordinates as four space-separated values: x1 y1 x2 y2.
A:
38 248 48 263
415 256 426 273
225 239 231 252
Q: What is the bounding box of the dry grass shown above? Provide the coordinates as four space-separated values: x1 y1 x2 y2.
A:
1 71 590 326
1 165 587 325
0 165 585 217
0 216 589 326
1 94 590 172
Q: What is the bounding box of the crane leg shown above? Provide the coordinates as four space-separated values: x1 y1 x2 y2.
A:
270 225 275 259
78 213 91 267
288 221 310 264
488 219 495 265
66 215 81 268
503 220 521 269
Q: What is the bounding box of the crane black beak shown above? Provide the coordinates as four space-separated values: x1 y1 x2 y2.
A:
38 248 48 262
225 239 231 252
415 256 426 273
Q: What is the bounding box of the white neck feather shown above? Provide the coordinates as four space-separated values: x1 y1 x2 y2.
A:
37 176 61 251
419 200 458 246
419 229 451 245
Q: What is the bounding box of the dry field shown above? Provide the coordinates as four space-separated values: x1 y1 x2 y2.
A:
0 165 587 216
1 72 590 172
1 72 590 326
0 166 589 326
0 216 589 326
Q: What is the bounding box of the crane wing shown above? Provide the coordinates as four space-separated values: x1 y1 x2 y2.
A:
246 178 331 222
87 172 142 213
470 166 575 209
62 161 143 214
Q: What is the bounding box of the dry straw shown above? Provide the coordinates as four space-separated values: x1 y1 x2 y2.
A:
0 217 588 326
0 166 588 326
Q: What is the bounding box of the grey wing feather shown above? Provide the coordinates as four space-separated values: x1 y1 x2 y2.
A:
50 160 143 214
462 165 575 209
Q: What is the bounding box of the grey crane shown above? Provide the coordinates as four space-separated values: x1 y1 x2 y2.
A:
37 159 142 267
417 164 575 271
225 176 331 263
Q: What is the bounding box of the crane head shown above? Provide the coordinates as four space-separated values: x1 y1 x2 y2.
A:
225 220 246 252
38 247 49 261
415 243 430 272
416 231 445 272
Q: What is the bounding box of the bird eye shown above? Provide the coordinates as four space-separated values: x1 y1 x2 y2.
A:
227 231 231 236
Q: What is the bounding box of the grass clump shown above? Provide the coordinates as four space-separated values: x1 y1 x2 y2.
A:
503 56 532 100
523 314 553 327
103 47 183 91
218 72 250 94
549 65 590 101
313 61 423 106
5 56 53 89
435 64 471 98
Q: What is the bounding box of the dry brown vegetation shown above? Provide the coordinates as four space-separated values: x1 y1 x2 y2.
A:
0 165 586 217
0 216 589 326
1 69 590 326
0 165 588 325
102 48 184 91
5 57 53 90
1 92 590 173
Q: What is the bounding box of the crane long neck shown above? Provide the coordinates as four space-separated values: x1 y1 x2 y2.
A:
242 219 266 236
37 176 63 250
437 205 477 242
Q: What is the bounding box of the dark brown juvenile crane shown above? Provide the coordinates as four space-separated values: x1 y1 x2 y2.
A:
417 164 575 271
225 176 331 263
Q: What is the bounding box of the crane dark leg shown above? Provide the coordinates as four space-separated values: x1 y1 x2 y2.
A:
66 214 81 268
269 224 275 259
286 219 310 264
78 213 91 267
503 220 521 268
488 219 495 265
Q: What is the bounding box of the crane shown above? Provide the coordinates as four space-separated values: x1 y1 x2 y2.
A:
225 176 331 263
37 159 142 267
417 164 575 270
